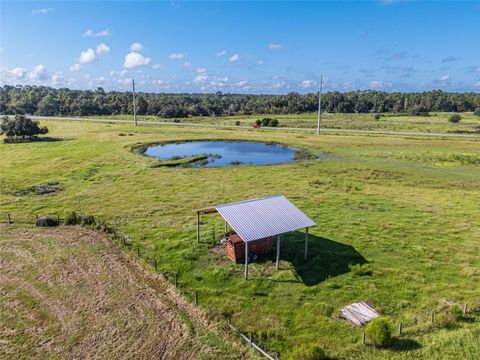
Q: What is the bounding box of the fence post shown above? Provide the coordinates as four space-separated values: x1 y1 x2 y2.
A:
154 259 157 271
174 273 178 288
7 214 12 224
431 311 435 324
463 303 468 315
137 247 140 257
249 333 252 346
362 332 366 345
398 322 403 335
195 291 198 305
57 214 60 223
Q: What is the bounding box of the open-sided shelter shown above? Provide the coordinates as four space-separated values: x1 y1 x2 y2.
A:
196 195 316 279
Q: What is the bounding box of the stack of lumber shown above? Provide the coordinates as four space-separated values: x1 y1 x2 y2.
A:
340 301 380 326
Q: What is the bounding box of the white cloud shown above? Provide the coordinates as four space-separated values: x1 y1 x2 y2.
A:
210 76 229 87
123 51 151 68
369 80 392 89
168 52 185 60
96 43 110 54
79 48 96 64
257 59 265 65
181 62 191 68
9 67 28 79
268 43 287 50
438 74 450 81
216 50 227 57
151 64 163 69
273 81 287 89
32 8 54 15
130 43 143 52
301 80 316 88
28 64 48 81
234 80 248 87
229 54 240 63
193 68 208 83
84 28 111 37
473 81 480 87
70 63 82 72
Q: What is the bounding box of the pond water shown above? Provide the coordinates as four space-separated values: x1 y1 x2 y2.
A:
144 140 300 167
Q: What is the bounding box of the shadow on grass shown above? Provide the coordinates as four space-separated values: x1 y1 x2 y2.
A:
3 136 63 143
390 338 422 351
274 231 368 286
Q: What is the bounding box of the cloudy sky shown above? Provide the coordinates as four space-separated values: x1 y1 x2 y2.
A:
1 1 479 94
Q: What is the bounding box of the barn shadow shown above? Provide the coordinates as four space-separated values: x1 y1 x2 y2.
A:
276 231 368 286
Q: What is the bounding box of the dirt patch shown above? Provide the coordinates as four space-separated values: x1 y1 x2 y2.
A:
0 225 240 359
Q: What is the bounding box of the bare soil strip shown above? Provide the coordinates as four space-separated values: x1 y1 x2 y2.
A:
0 225 242 359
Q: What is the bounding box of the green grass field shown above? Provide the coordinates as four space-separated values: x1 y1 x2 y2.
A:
1 120 479 359
84 112 480 134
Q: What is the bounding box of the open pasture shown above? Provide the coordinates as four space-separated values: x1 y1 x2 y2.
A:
1 120 479 359
84 112 480 134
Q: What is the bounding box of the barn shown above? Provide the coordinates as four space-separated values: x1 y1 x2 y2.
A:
196 195 316 279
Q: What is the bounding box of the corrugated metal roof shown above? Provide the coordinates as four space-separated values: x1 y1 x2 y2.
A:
215 195 316 242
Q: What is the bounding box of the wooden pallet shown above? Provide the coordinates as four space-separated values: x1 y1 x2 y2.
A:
340 301 380 326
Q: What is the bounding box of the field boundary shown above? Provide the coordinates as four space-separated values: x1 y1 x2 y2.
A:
31 115 480 138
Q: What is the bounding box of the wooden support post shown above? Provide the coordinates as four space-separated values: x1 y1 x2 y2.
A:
249 333 252 346
137 247 140 257
154 259 157 271
362 332 366 345
463 303 468 315
431 311 435 324
174 273 178 288
196 211 200 243
398 322 403 335
244 241 249 280
7 214 12 224
304 227 309 260
195 292 198 305
224 221 227 237
276 235 281 270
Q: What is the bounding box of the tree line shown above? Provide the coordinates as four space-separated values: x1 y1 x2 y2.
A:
1 85 478 118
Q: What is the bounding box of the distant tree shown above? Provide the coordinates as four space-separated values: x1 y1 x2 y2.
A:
449 113 461 123
474 107 480 116
0 115 48 142
36 94 60 116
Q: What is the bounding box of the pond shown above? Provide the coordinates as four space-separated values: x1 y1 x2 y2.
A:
143 140 306 167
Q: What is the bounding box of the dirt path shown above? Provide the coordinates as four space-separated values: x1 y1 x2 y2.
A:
0 225 243 359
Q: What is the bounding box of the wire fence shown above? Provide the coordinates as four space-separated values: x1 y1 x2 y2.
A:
2 211 477 358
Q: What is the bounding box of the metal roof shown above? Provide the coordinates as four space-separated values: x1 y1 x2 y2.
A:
215 195 316 242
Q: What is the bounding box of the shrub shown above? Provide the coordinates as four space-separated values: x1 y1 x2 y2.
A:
448 113 461 123
365 317 392 347
254 119 262 126
81 214 95 225
269 119 279 127
474 107 480 116
0 115 48 142
261 118 271 127
374 113 381 120
348 263 373 276
35 216 58 227
289 344 327 360
409 106 429 116
436 305 462 329
235 120 241 126
64 211 78 225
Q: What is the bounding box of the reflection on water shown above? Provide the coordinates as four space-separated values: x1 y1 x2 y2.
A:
144 141 298 167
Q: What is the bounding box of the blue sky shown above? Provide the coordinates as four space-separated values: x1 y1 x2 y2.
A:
1 1 479 93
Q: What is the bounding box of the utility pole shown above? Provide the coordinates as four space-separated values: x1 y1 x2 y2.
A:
316 75 323 135
132 79 137 126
